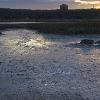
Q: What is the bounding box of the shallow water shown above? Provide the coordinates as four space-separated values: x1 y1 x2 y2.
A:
0 29 100 100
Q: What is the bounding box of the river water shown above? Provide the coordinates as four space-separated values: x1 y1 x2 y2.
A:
0 29 100 100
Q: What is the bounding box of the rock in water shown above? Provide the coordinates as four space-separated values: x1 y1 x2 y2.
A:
0 32 2 35
95 40 100 44
80 39 94 45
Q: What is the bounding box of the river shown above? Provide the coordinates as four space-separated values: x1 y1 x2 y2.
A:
0 29 100 100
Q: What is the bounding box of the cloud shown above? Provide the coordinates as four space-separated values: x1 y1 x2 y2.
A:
0 0 99 9
75 0 100 4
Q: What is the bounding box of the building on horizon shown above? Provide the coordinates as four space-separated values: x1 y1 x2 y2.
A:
60 4 68 11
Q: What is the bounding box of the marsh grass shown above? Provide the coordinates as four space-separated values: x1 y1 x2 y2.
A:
23 21 100 34
0 21 100 34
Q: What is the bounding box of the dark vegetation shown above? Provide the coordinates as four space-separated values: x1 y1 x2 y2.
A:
1 21 100 34
1 8 100 34
1 8 100 21
29 21 100 34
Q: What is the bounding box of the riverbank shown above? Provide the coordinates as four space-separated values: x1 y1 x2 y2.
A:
0 21 100 34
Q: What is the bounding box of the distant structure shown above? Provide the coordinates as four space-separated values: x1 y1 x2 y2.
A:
60 4 68 11
90 4 96 10
93 4 95 9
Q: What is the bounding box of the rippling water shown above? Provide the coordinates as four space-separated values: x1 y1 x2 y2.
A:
0 29 100 100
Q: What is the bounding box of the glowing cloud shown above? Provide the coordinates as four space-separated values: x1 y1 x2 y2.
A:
75 0 100 4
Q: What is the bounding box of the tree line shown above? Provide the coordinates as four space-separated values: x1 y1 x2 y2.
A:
0 8 100 21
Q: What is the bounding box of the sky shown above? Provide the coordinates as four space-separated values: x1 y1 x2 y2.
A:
0 0 100 9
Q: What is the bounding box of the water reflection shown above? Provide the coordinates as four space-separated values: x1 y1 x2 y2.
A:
1 29 55 54
0 29 100 100
21 34 54 48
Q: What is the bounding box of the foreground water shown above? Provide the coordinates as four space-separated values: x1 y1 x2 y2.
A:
0 29 100 100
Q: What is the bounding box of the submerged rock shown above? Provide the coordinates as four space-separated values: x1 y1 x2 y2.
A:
80 39 94 45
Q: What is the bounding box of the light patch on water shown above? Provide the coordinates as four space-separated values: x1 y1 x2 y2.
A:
1 29 55 54
22 36 54 48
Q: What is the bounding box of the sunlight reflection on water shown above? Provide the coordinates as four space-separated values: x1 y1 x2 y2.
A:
21 35 54 48
1 29 55 54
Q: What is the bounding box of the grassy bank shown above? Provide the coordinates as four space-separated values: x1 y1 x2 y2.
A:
0 21 100 34
29 21 100 34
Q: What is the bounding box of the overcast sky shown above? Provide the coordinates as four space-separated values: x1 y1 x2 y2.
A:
0 0 100 9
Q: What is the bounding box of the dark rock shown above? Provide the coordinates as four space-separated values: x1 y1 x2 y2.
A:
95 40 100 44
0 32 2 35
80 39 94 45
